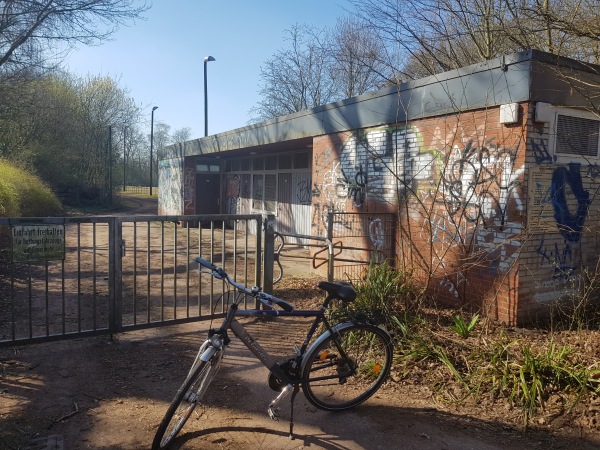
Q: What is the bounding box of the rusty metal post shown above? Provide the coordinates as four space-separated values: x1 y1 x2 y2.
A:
262 214 275 295
327 212 334 282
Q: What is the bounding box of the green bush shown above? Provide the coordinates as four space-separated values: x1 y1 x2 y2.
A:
0 159 63 217
330 260 421 333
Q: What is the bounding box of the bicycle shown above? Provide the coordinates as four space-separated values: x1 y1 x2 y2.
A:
152 257 394 449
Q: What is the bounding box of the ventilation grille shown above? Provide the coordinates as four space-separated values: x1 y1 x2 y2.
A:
556 114 600 157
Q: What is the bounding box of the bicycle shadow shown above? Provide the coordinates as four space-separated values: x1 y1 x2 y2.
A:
170 425 358 450
160 400 600 450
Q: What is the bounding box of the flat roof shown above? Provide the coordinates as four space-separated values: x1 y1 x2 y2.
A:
160 49 600 161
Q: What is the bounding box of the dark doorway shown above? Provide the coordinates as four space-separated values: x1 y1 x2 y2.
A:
195 174 220 214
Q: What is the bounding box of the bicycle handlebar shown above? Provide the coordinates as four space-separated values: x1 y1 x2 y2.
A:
195 257 294 312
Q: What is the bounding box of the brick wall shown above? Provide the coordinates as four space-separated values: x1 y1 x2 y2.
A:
311 105 529 325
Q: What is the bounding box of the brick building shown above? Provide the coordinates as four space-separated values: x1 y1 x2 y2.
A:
158 50 600 325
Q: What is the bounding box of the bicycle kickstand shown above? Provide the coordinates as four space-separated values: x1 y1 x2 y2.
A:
288 385 300 440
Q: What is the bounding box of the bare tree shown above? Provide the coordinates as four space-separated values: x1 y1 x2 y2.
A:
350 0 600 79
171 127 192 144
0 0 149 75
250 24 338 121
329 17 389 97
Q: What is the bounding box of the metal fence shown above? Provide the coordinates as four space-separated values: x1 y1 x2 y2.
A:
0 215 265 347
122 185 155 195
326 212 396 282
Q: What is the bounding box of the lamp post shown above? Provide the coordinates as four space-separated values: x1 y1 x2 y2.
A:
150 106 158 196
204 55 215 137
123 126 127 192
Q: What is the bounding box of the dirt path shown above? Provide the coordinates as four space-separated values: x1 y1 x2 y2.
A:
3 321 597 450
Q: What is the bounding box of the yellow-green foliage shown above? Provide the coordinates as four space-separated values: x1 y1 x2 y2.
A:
0 159 63 217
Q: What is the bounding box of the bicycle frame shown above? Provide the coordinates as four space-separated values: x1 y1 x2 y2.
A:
210 301 339 386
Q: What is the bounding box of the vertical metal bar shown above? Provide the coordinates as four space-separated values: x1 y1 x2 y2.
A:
254 217 262 309
186 223 190 318
244 219 248 282
198 223 202 316
210 221 214 313
262 214 275 295
77 223 81 332
10 260 15 341
244 220 249 308
173 221 177 319
133 222 137 325
327 212 335 282
61 259 65 335
112 218 123 333
92 222 97 330
45 261 49 336
28 263 32 339
147 221 151 323
233 220 238 282
221 220 226 313
160 221 165 321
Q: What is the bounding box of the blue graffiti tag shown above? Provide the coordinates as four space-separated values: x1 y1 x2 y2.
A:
551 163 590 242
530 138 557 164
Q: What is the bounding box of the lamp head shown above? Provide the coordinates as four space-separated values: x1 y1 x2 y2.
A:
204 56 215 62
152 106 158 112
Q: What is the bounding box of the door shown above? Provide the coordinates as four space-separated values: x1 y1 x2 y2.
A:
195 174 221 214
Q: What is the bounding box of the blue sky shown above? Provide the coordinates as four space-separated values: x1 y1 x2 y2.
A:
64 0 352 139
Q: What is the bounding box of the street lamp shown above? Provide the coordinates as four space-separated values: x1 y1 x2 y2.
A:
150 106 158 196
204 55 215 137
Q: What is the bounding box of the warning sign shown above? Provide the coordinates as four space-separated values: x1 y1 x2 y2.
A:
12 224 66 262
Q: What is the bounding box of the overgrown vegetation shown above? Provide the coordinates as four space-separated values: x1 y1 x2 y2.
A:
344 261 600 428
0 159 63 217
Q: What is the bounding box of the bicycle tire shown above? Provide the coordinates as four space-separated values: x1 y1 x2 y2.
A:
152 350 222 449
301 323 392 411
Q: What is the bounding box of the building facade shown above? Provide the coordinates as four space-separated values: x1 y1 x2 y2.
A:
158 50 600 325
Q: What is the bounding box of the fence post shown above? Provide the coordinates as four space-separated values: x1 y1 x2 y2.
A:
262 214 275 294
327 211 334 282
109 218 123 333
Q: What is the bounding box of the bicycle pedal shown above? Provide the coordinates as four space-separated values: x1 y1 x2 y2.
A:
268 406 281 421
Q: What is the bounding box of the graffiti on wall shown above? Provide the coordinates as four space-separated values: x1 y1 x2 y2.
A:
312 127 426 230
158 158 183 215
551 163 590 242
183 165 195 212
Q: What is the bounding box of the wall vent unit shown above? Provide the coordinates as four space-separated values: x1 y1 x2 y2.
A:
555 114 600 157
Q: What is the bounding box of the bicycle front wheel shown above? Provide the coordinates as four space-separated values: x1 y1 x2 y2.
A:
152 350 222 449
301 323 392 411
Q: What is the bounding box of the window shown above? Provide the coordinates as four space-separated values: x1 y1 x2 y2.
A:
293 152 310 169
253 157 264 170
279 155 292 170
265 156 277 170
252 174 263 210
556 114 600 157
265 175 277 213
196 163 220 172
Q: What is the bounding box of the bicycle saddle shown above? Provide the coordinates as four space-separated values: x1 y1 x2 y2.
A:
317 281 356 303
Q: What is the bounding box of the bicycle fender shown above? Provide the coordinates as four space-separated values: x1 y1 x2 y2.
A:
300 321 358 374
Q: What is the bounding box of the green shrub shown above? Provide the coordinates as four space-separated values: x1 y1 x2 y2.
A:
0 159 63 217
330 260 422 333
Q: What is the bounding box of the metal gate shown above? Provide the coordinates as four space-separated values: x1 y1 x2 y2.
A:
325 212 396 282
0 214 266 347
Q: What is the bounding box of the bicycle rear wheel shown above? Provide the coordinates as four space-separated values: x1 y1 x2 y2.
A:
301 323 392 411
152 350 222 449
